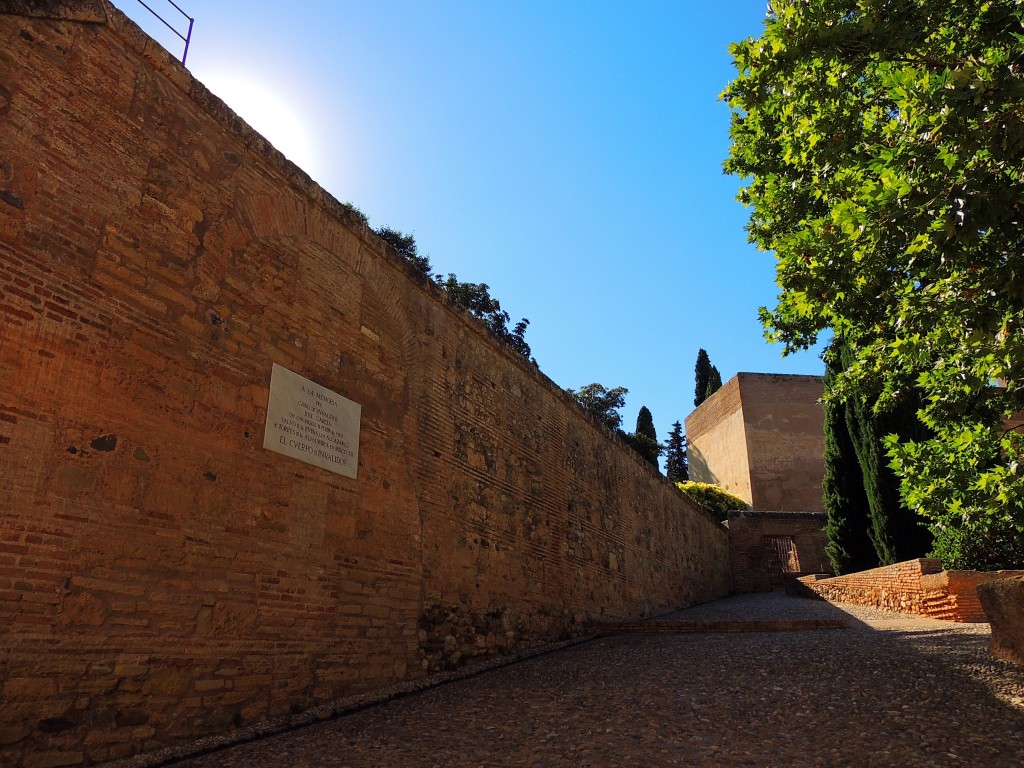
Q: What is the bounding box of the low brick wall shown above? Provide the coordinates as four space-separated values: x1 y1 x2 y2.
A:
799 560 1024 622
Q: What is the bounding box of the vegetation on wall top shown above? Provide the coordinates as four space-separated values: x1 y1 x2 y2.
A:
371 223 534 361
676 481 748 522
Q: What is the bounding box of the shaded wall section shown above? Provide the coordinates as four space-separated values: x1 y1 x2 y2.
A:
0 4 731 766
727 511 831 593
684 376 749 502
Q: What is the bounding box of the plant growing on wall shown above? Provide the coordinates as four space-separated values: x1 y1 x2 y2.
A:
372 227 533 359
434 274 532 359
676 481 748 522
664 421 688 482
375 226 433 279
723 0 1024 568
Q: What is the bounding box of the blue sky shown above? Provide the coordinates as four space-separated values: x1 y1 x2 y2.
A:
114 0 826 444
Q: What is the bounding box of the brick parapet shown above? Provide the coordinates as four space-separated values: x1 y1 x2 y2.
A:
799 561 1024 622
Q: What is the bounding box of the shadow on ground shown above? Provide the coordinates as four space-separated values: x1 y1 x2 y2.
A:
146 594 1024 768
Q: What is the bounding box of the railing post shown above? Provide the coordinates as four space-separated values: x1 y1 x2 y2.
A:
132 0 194 65
182 16 194 65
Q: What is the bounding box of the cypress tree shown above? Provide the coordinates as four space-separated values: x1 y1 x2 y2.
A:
822 346 876 575
706 365 723 401
694 349 712 407
630 406 661 471
839 342 933 564
665 421 688 482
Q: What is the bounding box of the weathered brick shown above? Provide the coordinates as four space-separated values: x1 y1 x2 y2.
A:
0 6 731 767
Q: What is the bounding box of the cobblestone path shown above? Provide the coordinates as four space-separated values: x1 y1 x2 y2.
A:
171 595 1024 768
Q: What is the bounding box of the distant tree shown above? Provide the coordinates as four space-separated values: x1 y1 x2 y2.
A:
822 345 876 575
434 274 531 358
664 421 688 482
705 365 723 401
626 406 661 470
694 349 712 407
375 226 433 278
568 384 628 432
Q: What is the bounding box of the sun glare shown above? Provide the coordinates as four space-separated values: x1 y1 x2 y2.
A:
201 72 318 175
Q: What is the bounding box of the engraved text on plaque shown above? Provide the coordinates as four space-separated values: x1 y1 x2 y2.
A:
263 363 361 479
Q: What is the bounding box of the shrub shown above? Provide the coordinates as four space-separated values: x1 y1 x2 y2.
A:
676 481 748 522
929 519 1024 571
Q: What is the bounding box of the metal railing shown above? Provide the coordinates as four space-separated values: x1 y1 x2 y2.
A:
133 0 194 65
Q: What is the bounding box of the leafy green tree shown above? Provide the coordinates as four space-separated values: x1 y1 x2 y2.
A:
723 1 1024 567
434 274 531 358
676 481 749 523
626 406 661 470
822 346 877 575
568 384 628 432
694 349 713 407
706 365 723 402
665 421 688 482
375 226 433 278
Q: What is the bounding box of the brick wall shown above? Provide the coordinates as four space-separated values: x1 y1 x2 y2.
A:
799 561 1024 622
0 5 731 766
727 511 831 593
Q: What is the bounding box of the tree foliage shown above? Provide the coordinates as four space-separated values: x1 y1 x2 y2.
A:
838 343 933 564
694 349 713 407
434 274 532 358
625 405 662 470
724 1 1024 567
706 365 723 401
665 421 689 482
372 227 532 359
822 347 877 575
568 384 628 432
375 226 433 278
676 481 749 523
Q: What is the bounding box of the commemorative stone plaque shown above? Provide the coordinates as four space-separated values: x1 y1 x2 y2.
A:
263 363 361 479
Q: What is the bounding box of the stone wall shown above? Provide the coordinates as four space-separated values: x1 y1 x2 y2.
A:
686 373 825 512
727 511 831 593
0 5 731 766
799 561 1024 622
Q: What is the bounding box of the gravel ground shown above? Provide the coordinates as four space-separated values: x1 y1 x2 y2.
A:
170 594 1024 768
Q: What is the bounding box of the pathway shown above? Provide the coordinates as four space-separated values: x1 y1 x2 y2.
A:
165 594 1024 768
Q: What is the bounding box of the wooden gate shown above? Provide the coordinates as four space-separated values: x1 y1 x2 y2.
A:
764 535 800 587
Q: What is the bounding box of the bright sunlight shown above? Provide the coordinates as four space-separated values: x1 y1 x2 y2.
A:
202 71 317 174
